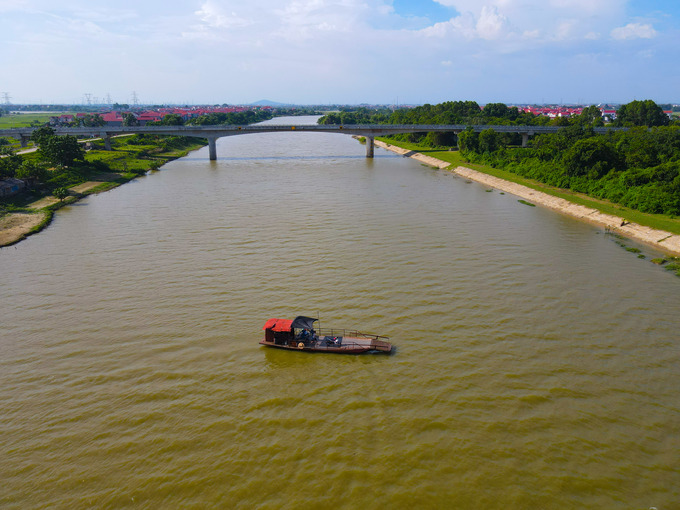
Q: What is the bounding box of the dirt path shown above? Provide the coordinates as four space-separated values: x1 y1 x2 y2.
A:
376 140 680 256
0 212 46 247
27 181 107 210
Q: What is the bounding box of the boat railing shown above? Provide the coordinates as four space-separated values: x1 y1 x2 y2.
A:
308 338 390 352
316 327 389 341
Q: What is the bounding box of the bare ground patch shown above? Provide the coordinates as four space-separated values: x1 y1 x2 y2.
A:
0 212 46 247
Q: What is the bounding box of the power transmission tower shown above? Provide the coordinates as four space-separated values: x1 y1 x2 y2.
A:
2 92 11 105
84 93 92 106
105 93 112 105
132 91 139 106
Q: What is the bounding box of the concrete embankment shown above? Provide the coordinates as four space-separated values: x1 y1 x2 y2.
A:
375 140 680 256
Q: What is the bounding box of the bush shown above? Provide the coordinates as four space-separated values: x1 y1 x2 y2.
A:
53 187 69 201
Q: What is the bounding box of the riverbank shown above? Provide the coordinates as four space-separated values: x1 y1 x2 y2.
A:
375 139 680 257
0 137 207 248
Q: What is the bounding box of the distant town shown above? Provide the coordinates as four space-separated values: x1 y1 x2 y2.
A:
1 102 679 127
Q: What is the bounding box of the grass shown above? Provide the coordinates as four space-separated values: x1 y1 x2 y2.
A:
83 136 206 173
377 137 680 236
649 256 680 277
0 113 62 128
666 259 680 277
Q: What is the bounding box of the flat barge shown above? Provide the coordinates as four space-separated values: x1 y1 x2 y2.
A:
260 316 392 354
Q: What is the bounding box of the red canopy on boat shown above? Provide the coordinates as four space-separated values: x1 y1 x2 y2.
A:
263 318 294 332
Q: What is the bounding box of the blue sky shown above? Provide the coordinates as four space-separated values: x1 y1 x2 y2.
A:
0 0 678 105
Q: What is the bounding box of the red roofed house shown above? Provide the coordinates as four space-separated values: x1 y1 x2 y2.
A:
101 112 125 126
137 112 164 125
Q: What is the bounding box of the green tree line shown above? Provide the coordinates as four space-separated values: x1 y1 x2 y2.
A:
460 123 680 216
185 109 273 126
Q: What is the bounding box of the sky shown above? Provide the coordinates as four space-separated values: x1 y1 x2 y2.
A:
0 0 678 105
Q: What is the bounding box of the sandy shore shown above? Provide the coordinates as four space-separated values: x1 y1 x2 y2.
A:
0 212 46 247
376 140 680 256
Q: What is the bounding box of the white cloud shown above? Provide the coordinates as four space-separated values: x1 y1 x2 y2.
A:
547 0 620 15
185 0 374 43
273 0 363 40
554 19 575 40
0 0 29 12
430 0 627 43
195 1 252 29
476 5 508 40
611 23 658 40
419 7 508 40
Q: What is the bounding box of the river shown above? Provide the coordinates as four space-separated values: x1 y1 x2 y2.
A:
1 116 679 509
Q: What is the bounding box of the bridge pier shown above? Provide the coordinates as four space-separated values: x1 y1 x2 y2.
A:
19 135 29 148
207 137 217 161
365 136 374 158
102 133 112 151
521 133 529 148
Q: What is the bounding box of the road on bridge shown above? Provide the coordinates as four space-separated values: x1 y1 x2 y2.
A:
0 124 626 160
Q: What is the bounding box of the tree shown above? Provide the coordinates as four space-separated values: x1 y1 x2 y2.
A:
123 113 139 126
482 103 518 121
551 116 571 127
81 114 106 127
53 187 69 201
562 138 623 178
617 99 669 127
39 135 84 167
0 152 20 178
578 105 604 126
0 145 14 156
30 126 56 146
457 128 479 153
478 128 501 153
15 160 48 183
159 113 184 126
423 131 457 147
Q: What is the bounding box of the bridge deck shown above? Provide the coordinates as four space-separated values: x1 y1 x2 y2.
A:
0 124 628 160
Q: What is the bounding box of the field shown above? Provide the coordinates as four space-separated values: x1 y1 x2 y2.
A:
0 113 61 128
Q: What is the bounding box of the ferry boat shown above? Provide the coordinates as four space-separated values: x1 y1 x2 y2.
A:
260 316 392 354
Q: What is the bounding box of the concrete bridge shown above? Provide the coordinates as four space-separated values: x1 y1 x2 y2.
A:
0 124 625 161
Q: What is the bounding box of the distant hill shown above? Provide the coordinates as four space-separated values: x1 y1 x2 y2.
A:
249 99 292 107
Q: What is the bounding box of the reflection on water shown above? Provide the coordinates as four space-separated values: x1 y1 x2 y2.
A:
1 116 679 509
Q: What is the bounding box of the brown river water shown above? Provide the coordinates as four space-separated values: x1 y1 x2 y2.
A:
1 116 679 509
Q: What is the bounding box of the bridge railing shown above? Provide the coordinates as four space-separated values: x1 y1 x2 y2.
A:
0 123 629 138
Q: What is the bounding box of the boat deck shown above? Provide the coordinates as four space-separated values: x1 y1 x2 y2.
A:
260 335 392 354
